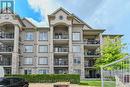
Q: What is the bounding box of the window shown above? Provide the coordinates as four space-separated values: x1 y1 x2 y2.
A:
38 69 49 74
25 32 33 40
72 32 80 41
72 45 80 52
59 15 63 20
24 45 33 52
24 69 32 74
39 45 48 53
39 32 48 40
24 58 33 65
74 69 81 75
38 57 48 65
73 57 81 64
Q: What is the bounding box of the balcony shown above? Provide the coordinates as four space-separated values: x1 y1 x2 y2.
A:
84 39 100 46
84 51 100 57
0 45 13 54
54 59 68 67
53 34 69 44
0 58 12 66
54 34 69 39
0 33 14 39
84 62 95 68
0 33 14 43
0 61 11 66
54 47 69 55
54 68 68 74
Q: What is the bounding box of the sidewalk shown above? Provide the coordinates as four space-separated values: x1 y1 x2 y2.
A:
29 83 95 87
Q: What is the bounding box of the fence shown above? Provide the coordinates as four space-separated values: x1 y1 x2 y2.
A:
101 56 130 87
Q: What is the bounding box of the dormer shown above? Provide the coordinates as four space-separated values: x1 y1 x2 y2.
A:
48 7 73 26
48 7 92 29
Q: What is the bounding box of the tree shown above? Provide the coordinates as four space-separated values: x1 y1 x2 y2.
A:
95 36 128 70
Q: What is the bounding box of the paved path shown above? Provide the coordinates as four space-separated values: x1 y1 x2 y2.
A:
29 83 96 87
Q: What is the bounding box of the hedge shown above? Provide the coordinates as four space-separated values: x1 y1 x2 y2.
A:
5 74 80 84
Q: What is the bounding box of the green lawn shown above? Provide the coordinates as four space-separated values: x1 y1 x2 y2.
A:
80 80 115 87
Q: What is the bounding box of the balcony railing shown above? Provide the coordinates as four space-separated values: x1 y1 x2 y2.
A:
0 46 13 52
54 69 68 74
84 39 100 44
84 63 94 67
54 34 69 39
0 62 11 66
84 51 100 57
0 33 14 39
54 60 68 66
54 47 69 52
0 58 12 66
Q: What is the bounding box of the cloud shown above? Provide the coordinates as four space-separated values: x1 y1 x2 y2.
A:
87 0 130 52
88 0 130 33
27 0 60 26
26 17 48 27
27 0 103 27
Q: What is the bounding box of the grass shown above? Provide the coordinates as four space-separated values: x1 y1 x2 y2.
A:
80 80 115 87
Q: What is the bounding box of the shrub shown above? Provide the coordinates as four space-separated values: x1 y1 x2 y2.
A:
5 74 80 84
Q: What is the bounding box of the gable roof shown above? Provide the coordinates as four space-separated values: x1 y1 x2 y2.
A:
49 7 92 29
22 18 36 28
72 14 92 28
51 7 72 16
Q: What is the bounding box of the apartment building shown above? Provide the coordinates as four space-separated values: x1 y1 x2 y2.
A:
0 1 122 79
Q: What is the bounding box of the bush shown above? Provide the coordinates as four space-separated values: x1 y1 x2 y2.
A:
5 74 80 84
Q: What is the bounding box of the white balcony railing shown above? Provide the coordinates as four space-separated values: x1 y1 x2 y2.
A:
84 39 100 44
54 34 69 39
54 47 69 52
0 46 13 52
0 33 14 39
54 60 68 66
84 51 100 57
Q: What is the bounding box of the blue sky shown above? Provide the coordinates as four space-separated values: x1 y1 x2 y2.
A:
14 0 130 53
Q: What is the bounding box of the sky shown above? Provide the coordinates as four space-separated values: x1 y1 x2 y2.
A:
14 0 130 53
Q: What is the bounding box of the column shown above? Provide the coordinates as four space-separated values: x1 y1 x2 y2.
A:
68 25 73 74
99 33 103 55
80 30 85 79
34 29 38 74
12 24 20 74
49 25 54 74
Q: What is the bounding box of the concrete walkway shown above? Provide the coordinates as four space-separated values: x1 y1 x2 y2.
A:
29 83 96 87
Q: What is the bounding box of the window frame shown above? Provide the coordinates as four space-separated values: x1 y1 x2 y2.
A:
38 57 48 65
24 69 32 75
24 45 33 53
24 57 33 65
38 69 49 74
72 32 81 41
39 32 48 41
25 32 34 41
73 57 81 65
39 45 48 53
72 45 81 53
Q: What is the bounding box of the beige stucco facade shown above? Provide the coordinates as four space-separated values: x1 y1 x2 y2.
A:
0 7 122 79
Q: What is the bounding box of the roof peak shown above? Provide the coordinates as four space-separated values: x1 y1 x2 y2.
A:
50 7 72 16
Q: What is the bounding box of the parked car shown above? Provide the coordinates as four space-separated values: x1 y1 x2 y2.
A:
0 77 29 87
